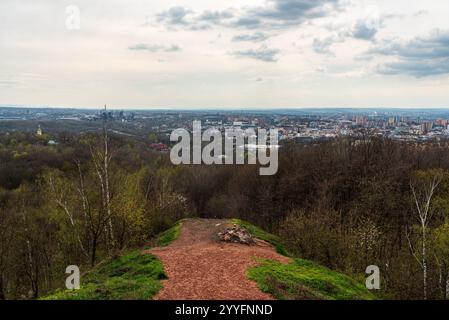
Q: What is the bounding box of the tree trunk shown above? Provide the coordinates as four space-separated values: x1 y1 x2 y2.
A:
0 273 5 300
102 106 115 251
422 224 427 300
32 264 39 299
91 237 97 267
446 276 449 300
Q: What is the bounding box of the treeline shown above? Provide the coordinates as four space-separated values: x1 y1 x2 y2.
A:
1 131 449 299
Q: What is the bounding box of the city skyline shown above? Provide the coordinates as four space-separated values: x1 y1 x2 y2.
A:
1 0 449 108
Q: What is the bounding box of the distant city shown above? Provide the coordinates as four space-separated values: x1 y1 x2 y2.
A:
2 107 449 144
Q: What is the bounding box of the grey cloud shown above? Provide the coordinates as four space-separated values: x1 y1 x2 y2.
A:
128 44 181 52
232 32 270 42
236 0 344 29
231 17 263 29
313 36 335 55
313 33 346 55
313 18 380 56
231 45 280 62
352 20 378 40
157 7 192 26
197 9 234 23
370 30 449 77
250 0 342 23
157 7 235 30
378 59 449 77
156 0 343 31
189 9 235 30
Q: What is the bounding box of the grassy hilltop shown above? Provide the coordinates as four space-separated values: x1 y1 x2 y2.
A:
44 219 376 300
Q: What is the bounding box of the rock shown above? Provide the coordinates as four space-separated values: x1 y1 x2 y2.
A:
218 224 255 245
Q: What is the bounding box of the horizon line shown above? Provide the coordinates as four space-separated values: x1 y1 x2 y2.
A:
2 104 449 111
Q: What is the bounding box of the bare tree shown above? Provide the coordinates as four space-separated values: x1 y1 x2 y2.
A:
75 159 114 266
90 105 115 253
407 172 442 300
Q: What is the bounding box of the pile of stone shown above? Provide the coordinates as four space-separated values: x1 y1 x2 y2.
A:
218 225 255 245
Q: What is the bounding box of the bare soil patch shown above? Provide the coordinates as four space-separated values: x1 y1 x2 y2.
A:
144 219 291 300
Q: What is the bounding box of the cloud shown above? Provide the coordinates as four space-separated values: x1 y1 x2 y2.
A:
156 0 343 31
313 15 381 56
232 32 270 42
413 10 428 17
128 44 181 52
319 6 385 46
247 0 342 24
189 9 235 30
378 60 449 77
231 45 280 62
352 20 378 40
230 17 263 29
157 7 193 26
313 36 336 55
313 32 347 56
370 29 449 77
197 9 234 23
156 7 234 30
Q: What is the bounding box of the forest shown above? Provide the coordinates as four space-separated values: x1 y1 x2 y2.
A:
1 129 449 300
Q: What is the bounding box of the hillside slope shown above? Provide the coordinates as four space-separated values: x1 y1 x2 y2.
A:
45 218 375 300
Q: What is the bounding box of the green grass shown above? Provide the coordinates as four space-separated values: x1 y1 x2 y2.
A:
248 258 377 300
43 251 166 300
232 219 290 256
43 219 375 300
43 221 184 300
155 221 182 247
233 219 376 300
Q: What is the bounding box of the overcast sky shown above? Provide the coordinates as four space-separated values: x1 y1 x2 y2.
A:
1 0 449 109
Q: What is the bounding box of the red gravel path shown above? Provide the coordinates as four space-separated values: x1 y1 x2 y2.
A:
144 219 291 300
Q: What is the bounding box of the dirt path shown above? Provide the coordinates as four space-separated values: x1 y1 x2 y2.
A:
144 219 290 300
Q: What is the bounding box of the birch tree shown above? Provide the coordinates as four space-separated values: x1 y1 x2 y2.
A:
407 170 443 300
89 105 115 253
